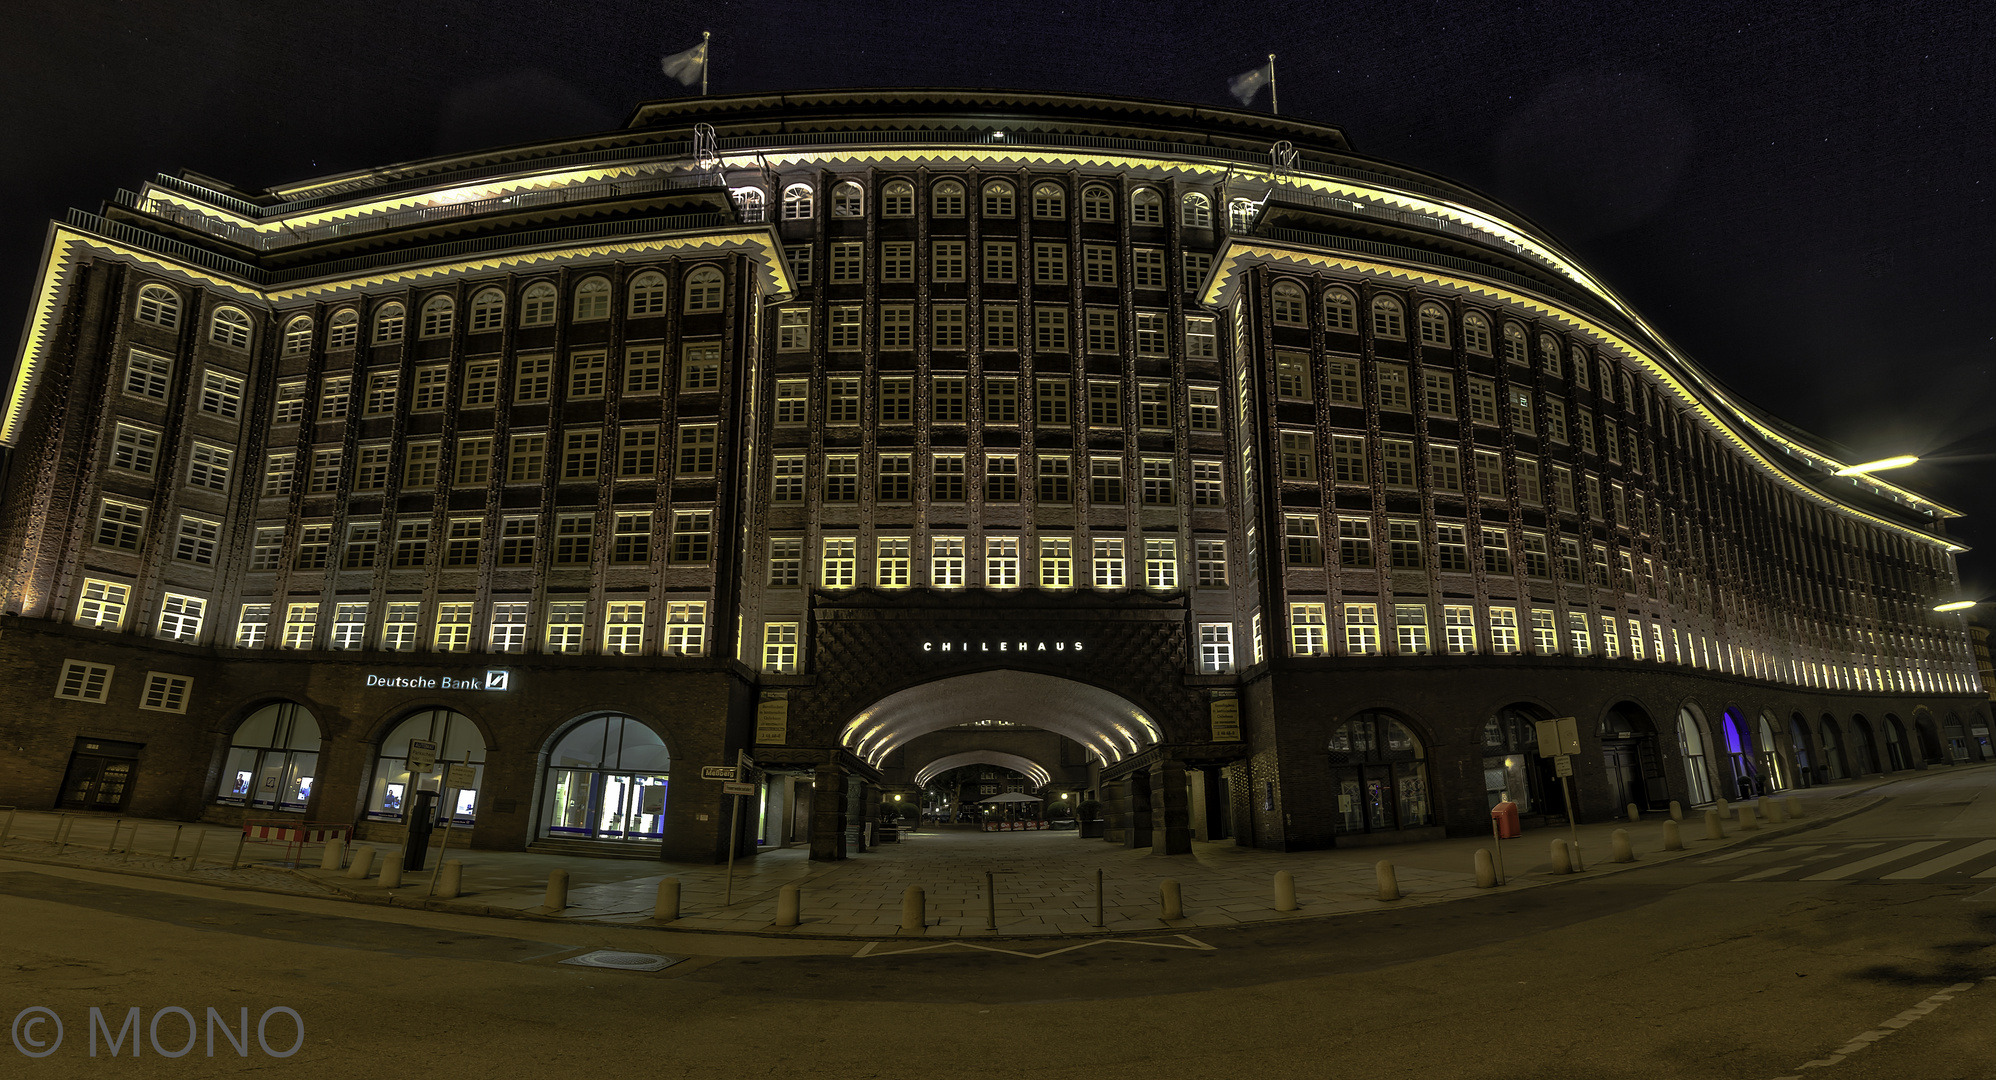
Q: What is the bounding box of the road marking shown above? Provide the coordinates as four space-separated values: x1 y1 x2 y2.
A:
1767 980 1978 1079
853 934 1215 959
1881 839 1996 880
1971 862 1996 880
1733 865 1804 882
1704 848 1761 863
1799 842 1944 881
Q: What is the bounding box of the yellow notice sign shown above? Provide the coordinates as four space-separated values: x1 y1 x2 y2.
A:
755 698 789 745
1210 698 1242 742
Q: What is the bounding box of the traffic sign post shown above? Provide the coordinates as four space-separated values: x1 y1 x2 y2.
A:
719 753 758 907
1536 719 1584 871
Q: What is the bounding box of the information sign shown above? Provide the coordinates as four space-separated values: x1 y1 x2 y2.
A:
700 766 738 781
1534 717 1583 757
755 698 789 745
445 763 477 789
1554 754 1574 778
723 781 755 796
1209 698 1242 742
407 739 439 774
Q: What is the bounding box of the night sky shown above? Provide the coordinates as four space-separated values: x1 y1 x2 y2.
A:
5 0 1991 594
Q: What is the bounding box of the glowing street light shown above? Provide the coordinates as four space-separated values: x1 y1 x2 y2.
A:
1833 455 1920 477
1933 600 1978 613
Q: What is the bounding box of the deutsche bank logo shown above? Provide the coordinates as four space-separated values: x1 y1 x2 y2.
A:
483 670 511 691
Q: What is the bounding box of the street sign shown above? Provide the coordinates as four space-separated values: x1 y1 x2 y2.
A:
445 763 477 789
700 766 737 781
1535 717 1582 757
722 781 754 796
1554 754 1574 778
407 739 439 774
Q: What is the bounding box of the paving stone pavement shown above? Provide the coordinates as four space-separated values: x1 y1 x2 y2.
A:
0 779 1897 938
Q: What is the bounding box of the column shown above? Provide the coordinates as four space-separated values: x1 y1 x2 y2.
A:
810 763 846 862
1149 758 1193 855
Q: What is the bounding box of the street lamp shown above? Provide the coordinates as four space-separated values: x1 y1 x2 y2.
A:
1833 455 1920 477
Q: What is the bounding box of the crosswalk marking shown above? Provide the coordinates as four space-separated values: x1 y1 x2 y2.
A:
1882 839 1996 880
1972 863 1996 880
1734 865 1804 882
1801 842 1945 881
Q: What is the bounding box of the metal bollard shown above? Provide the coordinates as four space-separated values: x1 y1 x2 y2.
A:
0 806 15 846
1550 839 1572 875
1764 798 1785 824
1612 828 1635 863
55 813 72 851
320 837 345 870
230 830 247 868
1376 860 1401 900
1095 868 1104 928
1785 796 1804 818
167 824 184 861
775 883 802 927
1474 848 1497 888
985 870 997 930
1705 809 1726 840
901 885 926 931
655 878 681 921
183 830 206 870
1160 878 1183 919
436 860 463 899
345 846 377 879
106 819 123 853
1716 797 1731 822
1626 802 1641 823
378 851 404 889
1738 805 1760 831
1669 800 1684 822
1663 819 1684 851
1274 870 1298 911
543 869 569 912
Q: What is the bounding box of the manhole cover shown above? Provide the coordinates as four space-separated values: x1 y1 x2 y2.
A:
559 950 681 972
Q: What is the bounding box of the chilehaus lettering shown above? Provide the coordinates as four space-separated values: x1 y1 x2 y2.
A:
921 639 1085 655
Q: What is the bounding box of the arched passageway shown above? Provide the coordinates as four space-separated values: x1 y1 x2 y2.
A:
842 669 1161 766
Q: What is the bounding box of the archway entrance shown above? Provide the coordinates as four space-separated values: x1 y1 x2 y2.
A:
539 713 671 843
1601 703 1668 812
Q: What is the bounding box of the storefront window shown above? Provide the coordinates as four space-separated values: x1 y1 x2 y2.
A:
1327 712 1430 834
368 709 486 824
1677 707 1715 805
541 713 672 841
1480 709 1542 813
1720 710 1757 797
1819 717 1848 779
1757 711 1787 790
216 702 320 813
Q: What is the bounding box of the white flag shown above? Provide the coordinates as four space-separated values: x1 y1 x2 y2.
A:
662 38 709 86
1228 61 1273 106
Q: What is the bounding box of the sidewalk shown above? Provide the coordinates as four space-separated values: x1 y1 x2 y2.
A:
0 777 1902 940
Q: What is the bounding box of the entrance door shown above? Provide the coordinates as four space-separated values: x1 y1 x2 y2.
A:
56 739 143 811
1602 741 1643 813
546 769 668 840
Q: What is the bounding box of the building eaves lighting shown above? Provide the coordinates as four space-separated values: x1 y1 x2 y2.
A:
1933 601 1978 613
1834 456 1920 477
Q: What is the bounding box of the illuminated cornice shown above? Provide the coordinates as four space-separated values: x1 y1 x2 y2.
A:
1199 240 1956 552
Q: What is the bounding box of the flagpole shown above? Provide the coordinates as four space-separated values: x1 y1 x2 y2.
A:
1268 53 1279 115
702 30 711 96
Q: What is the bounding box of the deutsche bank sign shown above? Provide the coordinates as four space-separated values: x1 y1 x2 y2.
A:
365 669 512 691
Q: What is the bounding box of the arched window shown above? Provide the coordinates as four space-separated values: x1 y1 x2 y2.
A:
1181 192 1212 229
1081 184 1114 222
1598 359 1617 400
367 709 486 824
1882 715 1911 771
541 713 673 841
1371 295 1405 339
1500 322 1528 364
1849 716 1881 774
1677 706 1716 805
730 187 765 223
469 288 505 332
1481 707 1543 812
572 277 612 322
982 180 1015 218
327 309 359 350
1720 710 1756 797
519 282 557 327
208 307 251 350
628 271 668 316
1757 711 1787 791
373 302 406 344
932 180 965 217
1227 197 1258 232
1790 714 1815 781
1819 716 1848 779
281 315 314 356
1463 312 1492 355
684 266 723 313
1417 303 1449 347
1131 188 1163 226
1539 333 1562 369
136 284 180 329
882 180 915 217
781 183 814 221
1323 288 1357 332
1327 711 1432 834
1571 346 1591 388
831 180 864 217
1271 281 1307 326
419 295 454 338
1032 182 1065 219
216 702 321 812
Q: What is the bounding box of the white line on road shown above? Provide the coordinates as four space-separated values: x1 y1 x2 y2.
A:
1881 839 1996 880
852 934 1215 959
1800 842 1944 881
1972 862 1996 880
1767 979 1979 1079
1733 865 1804 882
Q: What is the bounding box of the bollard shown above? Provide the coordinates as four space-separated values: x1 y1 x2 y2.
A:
1716 797 1731 822
1160 878 1183 920
1738 805 1760 831
168 824 184 861
1764 798 1785 824
1663 819 1684 851
183 830 206 870
436 860 463 899
345 846 377 879
106 819 123 853
1784 796 1804 819
1274 870 1298 911
985 871 997 931
1550 839 1572 875
55 814 72 851
1669 800 1684 823
776 883 802 927
543 869 569 912
901 885 926 931
378 851 404 889
0 806 15 846
229 830 247 868
655 878 681 921
1376 860 1402 900
1626 802 1641 823
320 837 345 870
1474 848 1497 888
1705 809 1726 840
1612 828 1635 863
1095 868 1105 928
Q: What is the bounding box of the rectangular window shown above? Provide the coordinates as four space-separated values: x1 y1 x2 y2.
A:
1332 434 1369 484
762 623 799 673
1467 377 1498 424
1033 307 1069 352
1195 539 1227 586
1559 536 1583 580
1428 445 1461 492
1519 531 1550 577
826 377 861 424
1034 537 1073 589
175 515 221 565
1422 369 1457 418
1568 611 1593 657
282 603 319 650
867 537 909 588
1092 538 1126 588
458 360 500 407
1321 357 1359 404
140 672 192 713
248 527 284 571
1544 398 1568 443
487 602 527 653
1140 458 1174 504
1395 604 1430 655
821 454 859 502
1377 364 1411 411
982 454 1018 502
553 514 592 564
198 370 244 420
665 602 707 655
975 379 1018 429
1290 603 1328 656
1585 475 1604 521
930 536 966 587
1036 378 1071 425
768 536 803 586
234 604 270 649
401 442 440 489
364 370 399 415
497 517 536 566
1473 450 1505 498
1085 309 1119 353
830 241 864 283
1341 604 1379 655
332 602 368 650
1184 315 1217 360
985 536 1020 588
111 423 161 476
95 499 147 551
1508 386 1535 434
615 425 659 479
1275 351 1311 401
1628 618 1647 661
156 594 206 642
931 240 966 282
1577 407 1598 454
124 350 173 399
1144 538 1178 589
1285 515 1323 566
930 306 967 350
177 442 232 494
1089 457 1124 503
677 341 722 394
1435 523 1469 572
1191 459 1224 506
381 603 419 652
1338 517 1373 568
1199 623 1235 672
982 241 1016 282
1182 252 1213 292
410 365 449 412
877 377 915 424
568 351 608 400
1490 607 1521 655
1444 605 1477 654
1036 454 1072 502
776 310 811 353
670 511 711 563
514 355 552 403
452 437 492 487
976 307 1018 355
1604 417 1622 463
1380 439 1417 488
675 424 717 477
828 307 863 351
1189 387 1221 430
1083 244 1117 286
1033 242 1069 284
1515 457 1543 505
1590 543 1611 587
1532 609 1558 654
1388 519 1422 568
604 602 646 655
444 518 482 567
1553 467 1576 513
771 454 806 503
544 601 586 653
879 306 915 350
869 453 909 502
273 382 306 425
393 519 430 567
772 380 811 428
1133 248 1167 290
819 537 857 588
428 603 472 652
1601 616 1621 659
611 512 651 563
289 523 330 570
262 452 297 497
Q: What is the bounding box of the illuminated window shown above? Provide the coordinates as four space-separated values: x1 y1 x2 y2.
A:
1144 538 1178 589
1199 623 1235 672
282 316 313 355
604 602 645 655
782 183 814 220
877 537 911 588
135 284 180 329
1443 606 1477 654
156 594 206 642
545 602 586 654
665 602 706 655
1092 538 1125 588
821 537 857 588
1130 188 1162 225
831 180 864 217
985 536 1020 588
234 605 270 649
283 603 320 650
489 603 528 653
1395 605 1430 655
1081 184 1113 221
1039 537 1074 588
1291 604 1328 656
1181 192 1212 229
1342 605 1379 655
208 307 251 350
762 623 799 673
931 536 966 587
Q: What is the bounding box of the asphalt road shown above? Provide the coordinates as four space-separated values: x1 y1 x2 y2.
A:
5 767 1994 1079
